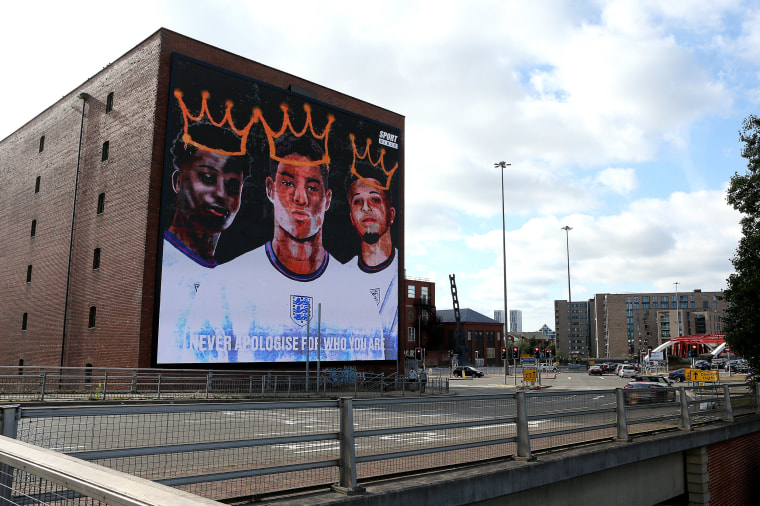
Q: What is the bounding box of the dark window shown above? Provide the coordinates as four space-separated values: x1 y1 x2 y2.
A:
101 141 109 161
106 92 114 113
35 176 40 193
85 364 93 384
93 248 101 270
30 220 37 237
97 193 105 215
88 306 97 329
18 359 24 375
22 313 28 331
26 265 32 284
39 135 44 152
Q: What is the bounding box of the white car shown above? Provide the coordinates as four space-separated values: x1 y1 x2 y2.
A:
618 365 636 378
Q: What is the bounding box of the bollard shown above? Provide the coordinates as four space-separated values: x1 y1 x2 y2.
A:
615 388 630 441
515 391 533 459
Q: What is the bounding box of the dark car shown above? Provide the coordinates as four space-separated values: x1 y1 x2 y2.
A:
624 380 676 405
668 369 686 382
452 366 484 378
693 360 712 370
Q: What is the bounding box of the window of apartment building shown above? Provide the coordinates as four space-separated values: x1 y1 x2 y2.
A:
22 313 28 331
467 331 472 341
407 309 413 322
30 220 37 237
26 265 32 284
88 306 97 329
93 248 101 270
101 141 110 161
39 135 45 153
34 176 41 193
106 92 114 113
97 193 105 215
408 327 415 342
408 285 415 298
660 296 669 308
421 286 428 303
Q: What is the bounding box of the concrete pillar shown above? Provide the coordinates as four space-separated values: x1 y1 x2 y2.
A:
685 447 710 505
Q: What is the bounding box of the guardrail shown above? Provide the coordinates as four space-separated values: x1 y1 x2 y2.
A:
0 384 757 503
0 366 448 402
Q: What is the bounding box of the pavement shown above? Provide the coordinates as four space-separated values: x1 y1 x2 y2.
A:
442 367 749 395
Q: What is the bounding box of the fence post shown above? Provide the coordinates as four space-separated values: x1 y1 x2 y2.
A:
333 398 364 495
249 376 253 398
679 386 691 430
515 391 533 459
0 405 20 505
39 372 46 402
722 384 734 422
157 374 162 400
206 372 212 399
102 372 108 400
615 388 629 441
131 370 138 394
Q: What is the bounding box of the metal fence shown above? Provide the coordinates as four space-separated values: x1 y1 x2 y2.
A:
0 383 757 503
0 366 448 402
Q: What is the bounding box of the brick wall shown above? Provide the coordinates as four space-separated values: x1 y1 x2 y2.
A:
1 28 404 370
707 431 760 506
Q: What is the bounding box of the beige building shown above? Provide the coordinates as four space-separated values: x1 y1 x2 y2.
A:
555 289 727 360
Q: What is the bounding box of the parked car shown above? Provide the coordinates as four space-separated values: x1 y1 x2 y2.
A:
693 360 712 370
624 376 675 405
588 365 603 376
600 363 616 374
540 364 559 373
452 366 484 378
668 369 686 382
735 360 749 373
618 364 637 378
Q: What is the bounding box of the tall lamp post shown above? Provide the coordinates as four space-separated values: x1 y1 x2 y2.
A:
495 161 511 380
561 225 572 359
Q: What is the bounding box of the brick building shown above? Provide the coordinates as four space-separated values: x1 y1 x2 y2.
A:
437 309 504 367
1 29 404 369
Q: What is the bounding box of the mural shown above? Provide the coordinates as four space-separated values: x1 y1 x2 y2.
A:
156 55 401 364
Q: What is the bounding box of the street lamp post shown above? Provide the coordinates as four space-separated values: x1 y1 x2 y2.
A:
495 161 511 381
561 225 572 358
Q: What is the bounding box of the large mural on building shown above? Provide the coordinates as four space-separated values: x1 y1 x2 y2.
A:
155 54 401 364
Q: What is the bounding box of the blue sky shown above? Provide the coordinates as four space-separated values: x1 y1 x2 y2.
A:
2 0 753 330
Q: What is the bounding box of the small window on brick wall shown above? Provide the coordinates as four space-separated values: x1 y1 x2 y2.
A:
88 306 97 329
93 248 101 270
35 176 41 193
26 265 32 284
30 220 37 237
106 92 114 113
22 313 28 331
101 141 109 161
39 135 45 153
97 193 105 215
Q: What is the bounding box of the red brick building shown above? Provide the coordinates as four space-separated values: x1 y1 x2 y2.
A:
1 29 404 369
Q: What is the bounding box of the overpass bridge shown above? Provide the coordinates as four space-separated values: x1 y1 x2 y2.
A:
1 381 758 505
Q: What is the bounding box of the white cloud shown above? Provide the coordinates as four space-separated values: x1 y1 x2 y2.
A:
595 168 638 194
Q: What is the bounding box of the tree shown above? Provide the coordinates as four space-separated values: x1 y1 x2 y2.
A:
724 114 760 383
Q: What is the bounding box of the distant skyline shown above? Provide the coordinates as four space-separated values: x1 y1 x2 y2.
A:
1 1 751 330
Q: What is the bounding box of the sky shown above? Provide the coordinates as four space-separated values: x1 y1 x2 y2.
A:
2 0 754 331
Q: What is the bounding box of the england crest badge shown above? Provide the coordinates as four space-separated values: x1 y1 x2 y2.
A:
290 295 313 327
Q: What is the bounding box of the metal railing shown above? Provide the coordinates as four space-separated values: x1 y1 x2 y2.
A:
0 383 756 503
0 366 448 402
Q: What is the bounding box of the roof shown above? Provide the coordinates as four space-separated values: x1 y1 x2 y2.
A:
436 308 499 324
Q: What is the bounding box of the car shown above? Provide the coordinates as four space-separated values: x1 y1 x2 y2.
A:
600 363 616 374
623 375 676 405
452 366 484 378
588 365 603 376
735 360 749 373
540 364 559 373
618 364 637 378
668 369 686 382
693 360 712 370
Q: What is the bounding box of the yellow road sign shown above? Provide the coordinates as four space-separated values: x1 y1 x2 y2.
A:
523 369 537 381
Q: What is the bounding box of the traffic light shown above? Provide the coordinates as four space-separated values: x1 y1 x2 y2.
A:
546 349 552 359
500 347 507 360
533 346 540 358
449 349 454 358
689 343 698 358
415 347 422 360
512 346 519 360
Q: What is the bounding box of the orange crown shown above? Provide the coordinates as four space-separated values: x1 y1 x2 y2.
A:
256 103 334 167
174 89 254 156
349 134 398 191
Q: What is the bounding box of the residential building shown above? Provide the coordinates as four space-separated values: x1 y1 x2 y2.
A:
509 310 523 333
